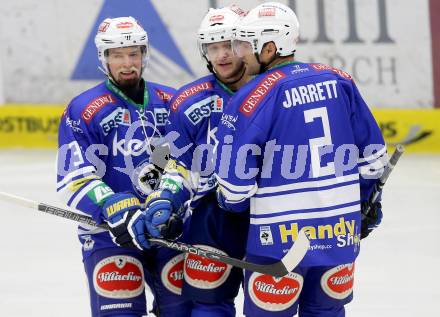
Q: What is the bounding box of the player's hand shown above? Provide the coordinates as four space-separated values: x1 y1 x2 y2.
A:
216 186 230 211
361 201 383 239
102 192 150 250
144 190 183 240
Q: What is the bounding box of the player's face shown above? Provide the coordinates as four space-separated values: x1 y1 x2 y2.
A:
107 46 143 88
205 41 245 83
232 40 260 75
241 53 260 76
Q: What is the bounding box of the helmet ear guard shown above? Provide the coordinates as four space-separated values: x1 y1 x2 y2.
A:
94 16 150 75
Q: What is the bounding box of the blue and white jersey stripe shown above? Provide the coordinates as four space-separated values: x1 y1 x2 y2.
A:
250 202 360 225
251 175 360 217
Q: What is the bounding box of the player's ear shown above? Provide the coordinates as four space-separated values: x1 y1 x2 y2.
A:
267 42 277 55
261 42 277 61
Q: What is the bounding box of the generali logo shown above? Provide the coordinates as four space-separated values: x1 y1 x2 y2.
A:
248 272 303 312
320 263 355 299
92 255 144 299
81 94 115 124
239 70 286 116
171 81 213 112
311 63 353 80
183 245 232 289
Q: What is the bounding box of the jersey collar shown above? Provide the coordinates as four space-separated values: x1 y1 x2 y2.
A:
268 60 302 71
105 79 150 110
215 79 235 95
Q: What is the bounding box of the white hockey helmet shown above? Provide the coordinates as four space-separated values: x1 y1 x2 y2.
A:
197 5 247 60
232 2 299 57
94 16 149 74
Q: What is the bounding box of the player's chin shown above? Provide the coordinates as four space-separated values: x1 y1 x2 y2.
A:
217 67 240 80
115 77 141 89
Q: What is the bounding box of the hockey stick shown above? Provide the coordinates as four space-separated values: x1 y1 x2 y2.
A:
363 144 404 217
0 192 309 277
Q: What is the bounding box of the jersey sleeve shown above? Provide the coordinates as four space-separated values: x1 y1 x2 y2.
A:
214 95 272 212
56 101 114 223
340 79 387 202
159 99 200 207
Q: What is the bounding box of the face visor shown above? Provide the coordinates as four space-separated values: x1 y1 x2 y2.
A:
200 41 234 62
231 39 253 58
104 45 147 66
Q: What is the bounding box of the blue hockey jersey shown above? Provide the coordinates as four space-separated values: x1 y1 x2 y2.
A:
215 62 386 266
159 74 234 209
56 79 175 234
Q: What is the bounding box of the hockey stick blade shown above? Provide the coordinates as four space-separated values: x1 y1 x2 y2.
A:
0 191 309 277
150 229 309 278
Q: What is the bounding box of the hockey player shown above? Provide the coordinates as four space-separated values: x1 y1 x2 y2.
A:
215 2 385 316
56 17 191 317
143 6 250 317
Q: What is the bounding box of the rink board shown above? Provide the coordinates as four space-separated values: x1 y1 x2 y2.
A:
0 104 63 148
0 105 439 152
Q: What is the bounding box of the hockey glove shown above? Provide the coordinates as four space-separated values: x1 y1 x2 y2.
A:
144 190 183 240
102 193 150 250
216 187 230 211
216 186 249 212
361 201 383 239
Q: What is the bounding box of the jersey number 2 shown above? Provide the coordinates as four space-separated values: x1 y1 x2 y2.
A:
304 107 335 178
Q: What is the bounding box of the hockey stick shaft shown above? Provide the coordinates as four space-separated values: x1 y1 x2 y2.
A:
0 192 308 277
363 144 404 216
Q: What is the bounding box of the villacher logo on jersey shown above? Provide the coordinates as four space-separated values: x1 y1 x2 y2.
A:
320 263 355 300
184 245 232 290
161 253 184 295
93 255 144 299
186 259 227 273
248 272 303 312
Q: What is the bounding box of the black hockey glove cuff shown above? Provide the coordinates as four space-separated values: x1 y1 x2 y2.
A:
361 201 383 239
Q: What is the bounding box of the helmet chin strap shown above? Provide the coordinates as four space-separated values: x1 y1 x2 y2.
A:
98 65 108 76
229 66 247 86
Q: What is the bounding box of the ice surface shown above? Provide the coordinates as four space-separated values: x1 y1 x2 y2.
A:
0 150 439 316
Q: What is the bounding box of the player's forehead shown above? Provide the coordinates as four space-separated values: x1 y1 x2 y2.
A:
206 41 231 49
107 46 143 55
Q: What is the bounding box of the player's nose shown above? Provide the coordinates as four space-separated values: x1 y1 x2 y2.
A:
221 47 232 58
121 54 132 67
